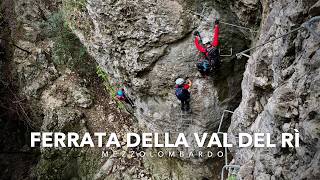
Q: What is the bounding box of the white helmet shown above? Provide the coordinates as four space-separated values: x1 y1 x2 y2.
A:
202 36 210 45
175 78 185 85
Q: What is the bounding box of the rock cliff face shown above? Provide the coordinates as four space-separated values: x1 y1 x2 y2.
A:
2 0 320 179
64 0 249 156
229 0 320 179
2 0 149 179
63 0 252 178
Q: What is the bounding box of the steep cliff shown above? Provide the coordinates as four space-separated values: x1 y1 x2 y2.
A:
229 0 320 179
2 0 149 179
62 0 254 178
2 0 319 179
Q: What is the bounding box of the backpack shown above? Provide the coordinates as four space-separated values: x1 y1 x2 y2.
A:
206 46 220 68
175 86 189 100
199 59 210 71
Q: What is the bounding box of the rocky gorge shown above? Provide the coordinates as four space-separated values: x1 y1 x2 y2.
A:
0 0 319 179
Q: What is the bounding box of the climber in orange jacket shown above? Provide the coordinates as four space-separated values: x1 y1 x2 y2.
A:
193 19 221 76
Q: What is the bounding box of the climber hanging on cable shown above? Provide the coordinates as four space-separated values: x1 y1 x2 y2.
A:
116 88 135 107
175 78 192 112
193 19 221 77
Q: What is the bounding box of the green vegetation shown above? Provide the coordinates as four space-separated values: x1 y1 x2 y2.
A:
63 0 87 11
42 11 124 111
41 11 91 73
96 66 125 110
62 0 93 35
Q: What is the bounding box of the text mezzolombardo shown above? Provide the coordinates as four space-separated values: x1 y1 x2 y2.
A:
31 132 300 148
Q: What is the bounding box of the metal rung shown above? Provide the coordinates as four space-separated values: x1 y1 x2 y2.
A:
236 52 251 59
220 48 233 57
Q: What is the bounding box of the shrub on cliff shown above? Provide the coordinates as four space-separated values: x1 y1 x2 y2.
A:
40 11 88 72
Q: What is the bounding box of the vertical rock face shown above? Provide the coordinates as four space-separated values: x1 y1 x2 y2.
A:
64 0 250 155
6 0 149 179
7 0 320 179
5 0 252 178
229 0 320 179
230 0 262 27
63 0 253 178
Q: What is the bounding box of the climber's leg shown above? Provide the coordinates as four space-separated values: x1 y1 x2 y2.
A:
125 96 135 107
212 49 221 69
185 99 190 112
181 100 186 111
211 20 220 47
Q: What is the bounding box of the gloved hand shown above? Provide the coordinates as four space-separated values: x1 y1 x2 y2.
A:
215 19 219 25
193 31 200 36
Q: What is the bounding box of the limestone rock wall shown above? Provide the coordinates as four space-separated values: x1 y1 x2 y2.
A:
6 0 149 179
229 0 320 179
64 0 250 159
6 0 320 179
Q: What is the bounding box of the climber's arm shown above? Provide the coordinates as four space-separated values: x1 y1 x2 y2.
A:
211 20 220 47
186 79 192 88
194 36 207 53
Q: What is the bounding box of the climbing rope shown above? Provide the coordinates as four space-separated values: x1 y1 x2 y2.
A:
303 16 320 41
236 26 304 59
220 20 258 33
236 16 320 59
188 10 258 33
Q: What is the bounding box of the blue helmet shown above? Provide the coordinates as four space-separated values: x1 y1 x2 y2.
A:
117 90 124 96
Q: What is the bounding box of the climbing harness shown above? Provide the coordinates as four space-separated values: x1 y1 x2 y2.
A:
236 16 320 59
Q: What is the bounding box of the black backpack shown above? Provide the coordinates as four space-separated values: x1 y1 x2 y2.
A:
206 46 220 68
175 86 190 100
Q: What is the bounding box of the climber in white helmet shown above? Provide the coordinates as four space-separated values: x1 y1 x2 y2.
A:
193 19 221 77
175 77 192 112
